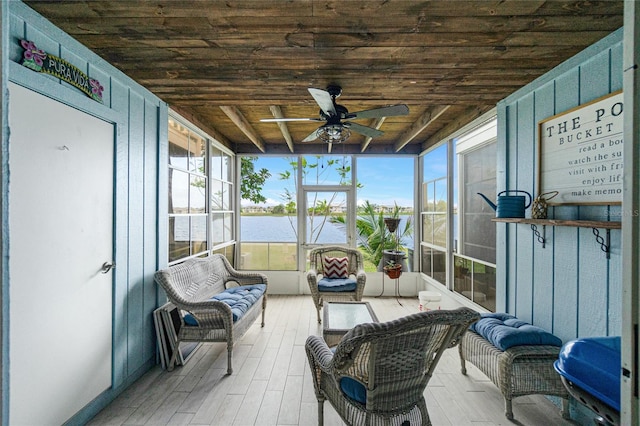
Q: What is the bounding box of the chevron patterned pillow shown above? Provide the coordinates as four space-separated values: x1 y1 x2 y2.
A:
322 256 349 279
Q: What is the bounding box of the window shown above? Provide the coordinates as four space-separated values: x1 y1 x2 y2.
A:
239 155 415 273
357 157 415 272
421 144 448 283
459 142 496 263
454 120 497 311
239 156 298 271
168 115 235 264
210 145 235 256
419 116 497 312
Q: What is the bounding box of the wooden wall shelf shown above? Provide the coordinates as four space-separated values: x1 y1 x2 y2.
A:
492 218 621 258
491 218 621 229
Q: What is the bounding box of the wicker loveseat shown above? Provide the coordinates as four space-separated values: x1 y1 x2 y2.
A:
154 254 267 374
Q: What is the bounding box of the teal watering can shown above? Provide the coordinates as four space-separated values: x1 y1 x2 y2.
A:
477 190 532 218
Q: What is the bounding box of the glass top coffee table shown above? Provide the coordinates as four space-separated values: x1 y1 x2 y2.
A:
323 301 379 347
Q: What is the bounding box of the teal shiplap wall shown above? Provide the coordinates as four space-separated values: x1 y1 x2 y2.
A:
3 2 168 422
497 28 624 343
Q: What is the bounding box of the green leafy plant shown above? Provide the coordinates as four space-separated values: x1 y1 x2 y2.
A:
240 157 271 204
384 259 401 269
332 201 412 269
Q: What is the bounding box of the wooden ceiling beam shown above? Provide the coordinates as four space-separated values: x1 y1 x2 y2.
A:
170 105 233 149
219 106 266 153
394 105 451 152
422 105 495 151
268 105 294 153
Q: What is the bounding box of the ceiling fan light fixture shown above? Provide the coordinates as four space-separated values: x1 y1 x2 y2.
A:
317 124 350 144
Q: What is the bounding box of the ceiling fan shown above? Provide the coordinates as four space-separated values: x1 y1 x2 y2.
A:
260 85 409 143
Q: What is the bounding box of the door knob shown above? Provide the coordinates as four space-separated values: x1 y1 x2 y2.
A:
101 262 115 274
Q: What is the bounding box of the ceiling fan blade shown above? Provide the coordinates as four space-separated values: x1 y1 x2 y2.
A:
308 88 336 117
260 117 323 122
301 129 319 142
344 122 384 139
348 104 409 119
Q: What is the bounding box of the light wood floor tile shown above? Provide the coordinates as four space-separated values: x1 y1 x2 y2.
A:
287 344 307 377
429 384 475 426
230 355 261 395
211 393 245 426
167 412 195 426
232 379 268 426
87 406 137 425
298 402 318 426
122 374 184 425
145 391 189 426
176 368 226 415
255 390 283 426
88 295 576 426
278 375 304 424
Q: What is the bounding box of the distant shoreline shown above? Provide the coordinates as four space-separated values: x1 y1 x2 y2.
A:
240 211 415 216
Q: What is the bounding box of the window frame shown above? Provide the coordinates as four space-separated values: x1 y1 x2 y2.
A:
167 112 236 265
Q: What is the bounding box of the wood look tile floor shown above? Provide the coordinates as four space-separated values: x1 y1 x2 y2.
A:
88 295 575 426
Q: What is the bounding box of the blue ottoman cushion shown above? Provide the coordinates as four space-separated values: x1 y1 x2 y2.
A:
470 313 562 351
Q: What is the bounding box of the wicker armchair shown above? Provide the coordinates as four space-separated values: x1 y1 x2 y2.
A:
305 307 481 426
307 246 367 323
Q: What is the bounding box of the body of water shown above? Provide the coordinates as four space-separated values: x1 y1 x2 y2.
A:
241 215 414 246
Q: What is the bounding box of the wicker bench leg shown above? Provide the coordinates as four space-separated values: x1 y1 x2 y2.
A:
459 344 467 375
227 344 233 375
318 400 324 425
505 398 514 420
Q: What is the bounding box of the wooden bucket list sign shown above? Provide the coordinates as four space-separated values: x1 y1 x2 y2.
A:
538 91 623 205
19 40 104 103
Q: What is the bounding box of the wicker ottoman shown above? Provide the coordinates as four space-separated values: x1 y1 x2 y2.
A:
459 330 570 420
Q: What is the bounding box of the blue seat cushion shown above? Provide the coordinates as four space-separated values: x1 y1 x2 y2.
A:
183 284 266 325
340 377 367 404
318 277 357 292
470 312 562 351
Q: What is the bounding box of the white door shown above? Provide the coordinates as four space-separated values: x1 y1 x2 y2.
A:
8 82 114 425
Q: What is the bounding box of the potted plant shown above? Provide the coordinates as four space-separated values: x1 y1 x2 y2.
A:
383 259 403 279
383 217 401 233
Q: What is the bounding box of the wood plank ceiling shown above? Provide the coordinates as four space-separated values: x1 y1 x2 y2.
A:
24 0 624 155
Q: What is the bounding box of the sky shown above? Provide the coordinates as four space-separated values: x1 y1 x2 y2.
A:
242 150 449 208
